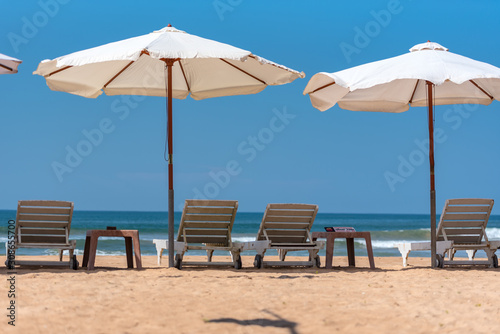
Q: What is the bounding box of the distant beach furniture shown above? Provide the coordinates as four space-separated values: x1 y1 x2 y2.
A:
396 198 500 268
5 200 78 269
250 203 325 268
153 200 244 269
0 52 22 74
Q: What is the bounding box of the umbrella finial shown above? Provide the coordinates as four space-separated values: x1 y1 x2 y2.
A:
168 24 172 27
410 42 448 52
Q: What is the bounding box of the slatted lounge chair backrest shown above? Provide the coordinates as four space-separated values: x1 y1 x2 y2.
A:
256 204 318 245
15 200 74 246
177 200 238 246
437 198 494 245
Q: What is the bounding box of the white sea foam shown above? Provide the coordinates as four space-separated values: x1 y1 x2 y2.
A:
232 236 257 242
486 228 500 239
359 240 423 249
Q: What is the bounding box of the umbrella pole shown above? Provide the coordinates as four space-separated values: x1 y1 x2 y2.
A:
165 59 175 268
426 81 437 268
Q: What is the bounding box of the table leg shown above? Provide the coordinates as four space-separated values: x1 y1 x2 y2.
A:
364 234 376 269
325 235 334 269
82 235 91 267
132 233 142 269
125 237 133 268
87 234 99 271
346 238 355 267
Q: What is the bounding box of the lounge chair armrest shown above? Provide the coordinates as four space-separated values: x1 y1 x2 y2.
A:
240 240 270 253
152 239 186 253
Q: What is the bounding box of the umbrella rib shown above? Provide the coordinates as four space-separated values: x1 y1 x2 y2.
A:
470 80 494 100
178 60 190 92
46 66 72 77
0 63 13 71
408 79 420 104
103 61 135 88
310 81 336 94
219 59 266 85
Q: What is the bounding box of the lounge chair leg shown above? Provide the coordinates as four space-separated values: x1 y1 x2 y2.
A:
278 249 287 261
156 247 163 265
207 250 214 262
466 250 477 261
484 249 495 267
397 244 410 267
68 249 74 268
59 250 64 261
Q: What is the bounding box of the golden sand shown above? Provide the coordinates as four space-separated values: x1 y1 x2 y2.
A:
2 255 499 333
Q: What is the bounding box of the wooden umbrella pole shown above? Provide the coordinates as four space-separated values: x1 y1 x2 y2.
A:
164 59 175 268
427 81 437 268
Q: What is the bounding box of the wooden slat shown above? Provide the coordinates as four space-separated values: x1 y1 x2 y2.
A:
440 220 485 227
18 214 71 222
438 236 482 243
21 236 67 243
20 228 66 235
447 199 493 205
184 236 228 244
17 221 70 228
263 222 310 229
19 207 72 215
265 229 308 236
181 222 230 229
267 209 315 217
186 200 237 207
19 200 73 207
442 213 488 221
183 214 232 222
268 236 307 243
269 243 317 247
268 204 318 210
445 206 491 213
442 228 483 235
11 260 71 267
185 207 235 214
182 229 229 236
265 216 312 223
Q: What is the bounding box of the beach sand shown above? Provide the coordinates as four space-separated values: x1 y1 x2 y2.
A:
1 255 499 333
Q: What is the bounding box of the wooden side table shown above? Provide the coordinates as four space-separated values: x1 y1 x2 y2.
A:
82 229 142 270
311 231 375 269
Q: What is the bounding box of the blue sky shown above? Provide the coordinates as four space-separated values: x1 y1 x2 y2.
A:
1 0 500 214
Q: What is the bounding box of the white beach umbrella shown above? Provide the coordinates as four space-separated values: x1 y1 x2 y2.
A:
34 25 305 267
304 41 500 267
0 53 22 74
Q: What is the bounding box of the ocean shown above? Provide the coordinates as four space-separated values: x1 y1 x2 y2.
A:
2 210 500 259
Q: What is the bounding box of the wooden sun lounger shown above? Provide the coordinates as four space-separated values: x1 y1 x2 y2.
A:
396 198 500 268
249 203 325 268
5 200 78 270
153 199 243 269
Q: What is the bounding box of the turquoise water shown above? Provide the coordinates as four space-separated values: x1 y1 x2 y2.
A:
2 210 500 258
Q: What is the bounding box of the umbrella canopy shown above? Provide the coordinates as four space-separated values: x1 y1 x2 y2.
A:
34 25 303 99
304 41 500 267
0 53 22 74
34 25 304 267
